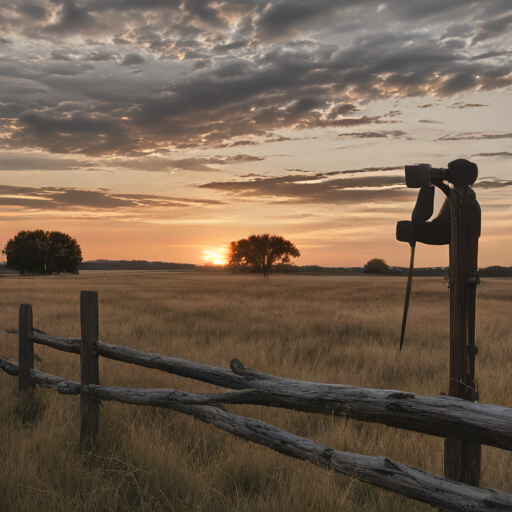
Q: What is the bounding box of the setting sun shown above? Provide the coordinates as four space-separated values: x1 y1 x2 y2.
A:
203 247 229 266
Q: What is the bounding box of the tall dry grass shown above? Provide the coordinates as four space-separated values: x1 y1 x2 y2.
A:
0 272 511 511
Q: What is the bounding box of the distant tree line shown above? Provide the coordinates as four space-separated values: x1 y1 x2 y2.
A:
386 266 512 277
80 260 196 271
478 266 512 277
387 267 447 277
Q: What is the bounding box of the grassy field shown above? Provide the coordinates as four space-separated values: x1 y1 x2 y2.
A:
1 272 511 511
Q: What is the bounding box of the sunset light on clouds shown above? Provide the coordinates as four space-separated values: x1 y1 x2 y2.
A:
0 1 511 267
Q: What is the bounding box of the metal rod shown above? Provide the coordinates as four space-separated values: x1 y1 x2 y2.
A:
399 243 416 351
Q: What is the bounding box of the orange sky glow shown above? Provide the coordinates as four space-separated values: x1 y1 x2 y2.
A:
0 2 511 268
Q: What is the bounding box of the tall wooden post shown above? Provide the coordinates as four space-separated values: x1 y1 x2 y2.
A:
79 291 100 453
18 304 34 394
444 188 481 485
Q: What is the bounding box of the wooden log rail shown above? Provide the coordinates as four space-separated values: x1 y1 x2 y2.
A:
26 332 512 452
30 330 81 353
84 386 512 512
2 295 512 511
1 357 512 512
0 357 80 394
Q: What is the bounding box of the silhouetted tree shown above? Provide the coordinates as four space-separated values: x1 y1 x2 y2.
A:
363 258 389 274
3 230 82 275
229 234 300 279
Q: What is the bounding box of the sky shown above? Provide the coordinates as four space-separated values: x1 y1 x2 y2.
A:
0 0 511 267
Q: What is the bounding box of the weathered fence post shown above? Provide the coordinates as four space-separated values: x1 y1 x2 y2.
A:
18 304 34 394
444 182 481 486
79 291 100 453
397 160 482 486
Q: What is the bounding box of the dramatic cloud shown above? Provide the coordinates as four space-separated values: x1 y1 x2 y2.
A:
7 111 144 156
0 153 96 171
0 1 510 154
0 1 510 266
120 53 146 66
0 184 222 211
253 0 352 41
199 168 412 204
473 13 512 43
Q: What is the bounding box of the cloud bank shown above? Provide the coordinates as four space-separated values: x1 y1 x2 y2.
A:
0 184 222 211
0 1 510 157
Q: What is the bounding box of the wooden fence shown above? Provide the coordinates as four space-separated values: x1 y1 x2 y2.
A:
1 290 512 512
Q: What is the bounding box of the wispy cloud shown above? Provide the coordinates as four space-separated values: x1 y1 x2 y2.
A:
474 179 512 189
338 130 412 139
472 152 512 158
199 168 412 204
0 185 222 211
113 154 265 172
436 132 512 141
448 102 488 109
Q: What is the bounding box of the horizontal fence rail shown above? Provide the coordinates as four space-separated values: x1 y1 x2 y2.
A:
2 294 512 512
30 330 81 353
0 357 80 394
2 358 512 512
85 385 512 512
25 331 512 452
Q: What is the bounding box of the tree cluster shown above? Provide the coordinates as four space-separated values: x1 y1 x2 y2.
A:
2 230 82 276
229 234 300 279
363 258 389 274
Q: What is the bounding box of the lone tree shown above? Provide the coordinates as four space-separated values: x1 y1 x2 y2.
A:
2 230 82 275
229 234 300 279
363 258 389 274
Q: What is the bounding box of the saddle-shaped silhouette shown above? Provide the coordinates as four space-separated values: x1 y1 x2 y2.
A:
396 159 479 350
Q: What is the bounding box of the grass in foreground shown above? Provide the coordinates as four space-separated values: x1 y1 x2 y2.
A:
1 272 511 511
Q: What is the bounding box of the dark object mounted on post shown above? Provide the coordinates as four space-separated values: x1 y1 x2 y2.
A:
397 163 452 349
396 158 482 486
396 159 479 348
404 163 448 188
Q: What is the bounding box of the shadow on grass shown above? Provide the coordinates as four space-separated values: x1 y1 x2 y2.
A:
14 392 47 426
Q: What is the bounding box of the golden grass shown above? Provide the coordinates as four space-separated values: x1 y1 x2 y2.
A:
1 272 511 511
